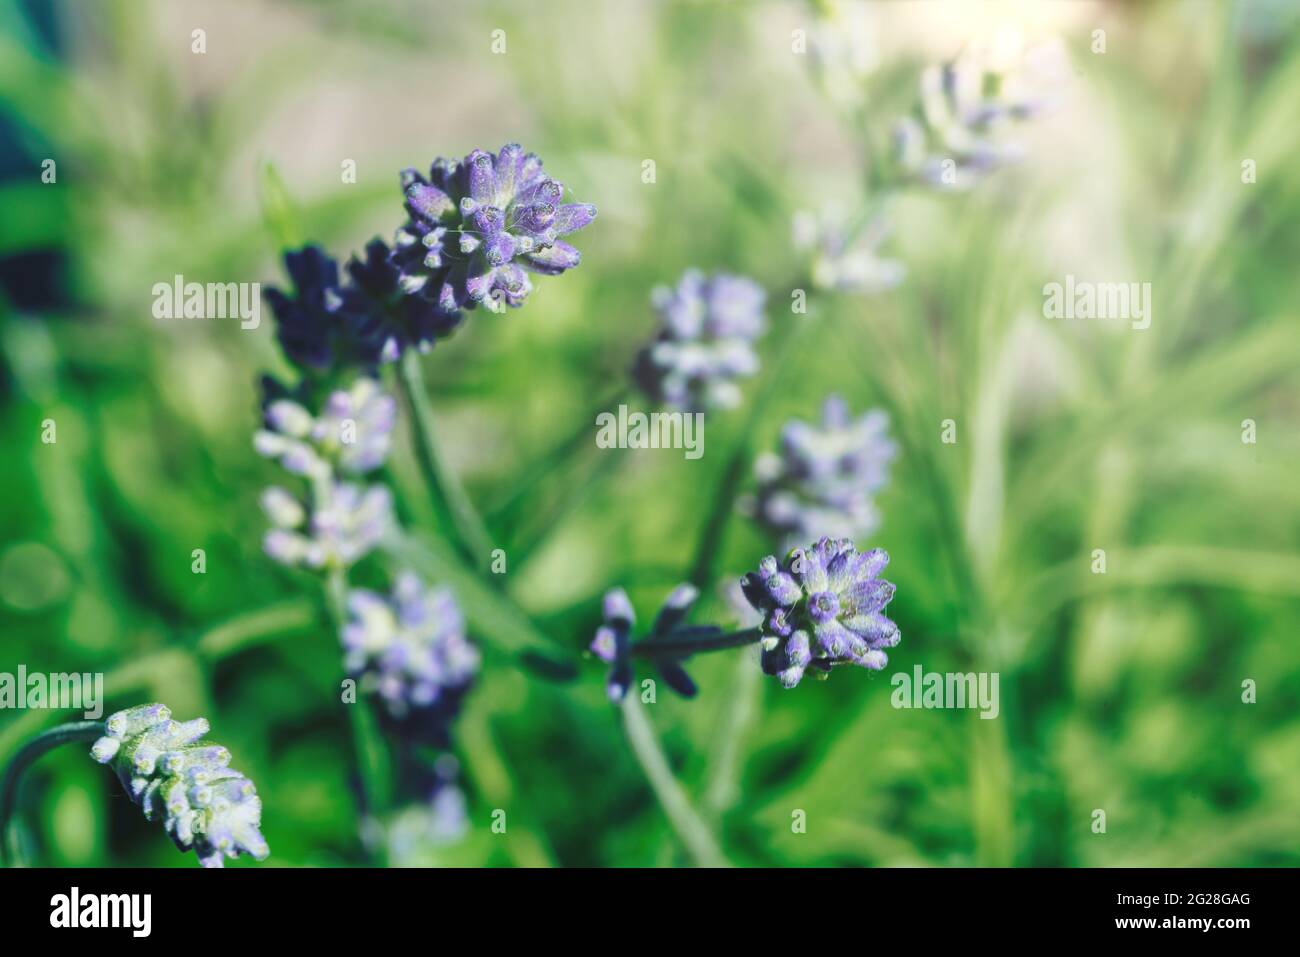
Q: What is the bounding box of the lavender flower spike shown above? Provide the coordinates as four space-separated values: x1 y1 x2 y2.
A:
262 481 392 570
750 395 897 546
265 245 392 370
90 704 269 868
343 571 479 740
254 377 398 478
740 537 900 688
893 39 1068 191
633 270 767 412
393 143 597 313
792 209 905 294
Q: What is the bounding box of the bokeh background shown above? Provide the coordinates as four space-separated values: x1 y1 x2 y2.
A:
2 0 1299 867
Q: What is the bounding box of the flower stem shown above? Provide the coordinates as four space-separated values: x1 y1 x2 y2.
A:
630 627 762 660
703 649 762 819
325 568 392 864
618 694 729 868
395 349 495 573
0 720 104 867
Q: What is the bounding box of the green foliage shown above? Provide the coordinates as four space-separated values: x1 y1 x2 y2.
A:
1 0 1298 867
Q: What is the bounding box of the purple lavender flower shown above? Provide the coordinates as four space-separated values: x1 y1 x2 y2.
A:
261 481 392 570
265 246 391 370
590 588 636 702
591 584 705 701
633 270 767 411
792 209 905 294
342 572 480 735
384 755 469 863
90 704 269 868
254 377 397 478
393 143 597 314
750 395 897 546
346 238 465 359
740 537 900 688
893 39 1067 190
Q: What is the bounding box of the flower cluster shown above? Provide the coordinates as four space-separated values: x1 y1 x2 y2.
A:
393 143 597 314
261 481 392 570
741 538 900 688
633 270 767 412
90 704 269 868
255 377 397 479
893 39 1066 190
749 395 897 546
265 246 384 371
256 376 396 572
343 571 480 740
590 584 706 701
383 755 469 865
266 144 596 371
792 210 905 294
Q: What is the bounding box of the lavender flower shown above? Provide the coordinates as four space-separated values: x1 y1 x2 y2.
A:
384 755 469 864
262 481 392 570
633 270 767 411
750 395 896 546
342 572 479 735
254 377 398 478
346 238 465 359
90 704 269 868
265 246 391 370
740 537 900 688
591 584 706 701
393 143 597 314
893 39 1067 190
385 786 470 865
792 210 905 294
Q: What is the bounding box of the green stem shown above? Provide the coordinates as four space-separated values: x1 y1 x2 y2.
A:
395 349 495 573
325 568 392 864
703 649 762 819
618 694 728 868
0 720 103 867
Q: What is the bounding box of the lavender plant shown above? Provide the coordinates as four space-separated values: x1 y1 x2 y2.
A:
892 39 1066 190
591 537 900 700
343 571 480 742
749 395 898 546
633 270 768 412
741 537 900 688
0 705 268 868
792 210 905 294
247 141 599 861
393 144 597 313
90 704 270 868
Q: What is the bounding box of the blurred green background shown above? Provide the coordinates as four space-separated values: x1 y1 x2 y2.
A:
2 0 1299 867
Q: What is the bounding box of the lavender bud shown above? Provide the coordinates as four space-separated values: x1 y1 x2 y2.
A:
390 143 597 318
90 704 269 868
750 395 897 547
342 572 479 739
633 270 767 412
741 537 900 688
